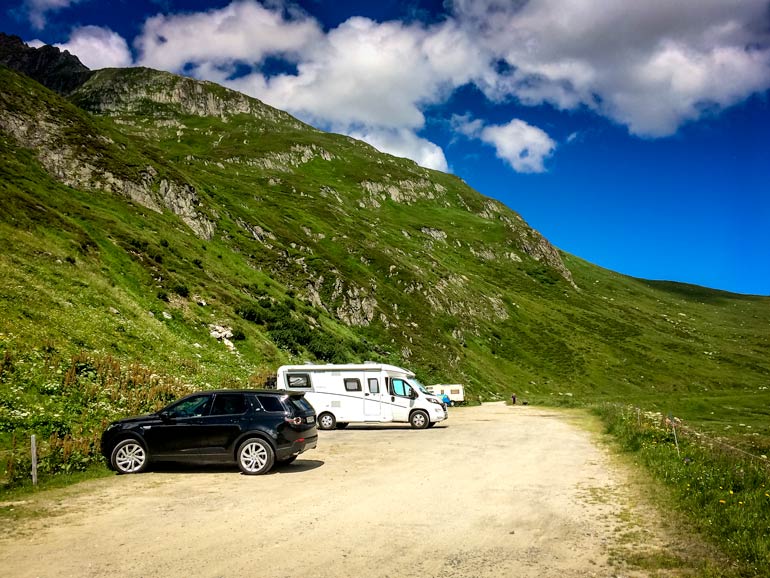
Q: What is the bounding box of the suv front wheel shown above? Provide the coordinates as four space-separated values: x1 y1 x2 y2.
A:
237 438 275 475
111 438 148 474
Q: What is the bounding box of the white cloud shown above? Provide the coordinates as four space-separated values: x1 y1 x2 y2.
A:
348 128 449 172
135 0 323 73
54 26 133 69
452 113 555 173
479 119 556 173
449 0 770 136
23 0 82 30
231 17 489 131
253 17 436 129
451 113 485 139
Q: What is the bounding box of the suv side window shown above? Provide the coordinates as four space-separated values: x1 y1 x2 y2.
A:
211 393 248 415
256 395 285 413
168 394 212 418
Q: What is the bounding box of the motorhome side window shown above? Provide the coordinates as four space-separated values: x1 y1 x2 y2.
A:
368 378 379 394
344 378 361 392
287 373 311 388
391 378 412 397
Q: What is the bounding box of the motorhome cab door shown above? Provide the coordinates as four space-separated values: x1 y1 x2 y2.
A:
389 376 414 422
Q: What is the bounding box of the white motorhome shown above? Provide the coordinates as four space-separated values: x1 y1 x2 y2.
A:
276 363 448 429
425 384 465 406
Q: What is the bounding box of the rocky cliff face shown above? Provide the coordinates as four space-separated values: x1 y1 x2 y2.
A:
0 67 215 239
71 67 306 130
0 32 93 95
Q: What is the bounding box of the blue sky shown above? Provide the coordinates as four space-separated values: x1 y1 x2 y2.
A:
2 0 769 295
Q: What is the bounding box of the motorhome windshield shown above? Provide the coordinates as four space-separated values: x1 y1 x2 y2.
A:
411 379 432 395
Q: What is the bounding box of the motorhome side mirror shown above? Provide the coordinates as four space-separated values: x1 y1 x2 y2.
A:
410 389 418 399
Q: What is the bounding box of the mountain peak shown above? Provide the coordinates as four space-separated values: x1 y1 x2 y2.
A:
0 31 93 95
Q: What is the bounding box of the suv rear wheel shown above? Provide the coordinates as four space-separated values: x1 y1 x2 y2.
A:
237 438 275 475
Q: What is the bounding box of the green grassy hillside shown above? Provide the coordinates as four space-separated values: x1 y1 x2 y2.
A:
1 63 769 474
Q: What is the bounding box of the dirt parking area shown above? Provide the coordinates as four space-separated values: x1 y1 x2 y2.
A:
1 403 687 577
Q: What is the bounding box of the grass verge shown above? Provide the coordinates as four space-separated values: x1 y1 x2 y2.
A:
594 402 770 577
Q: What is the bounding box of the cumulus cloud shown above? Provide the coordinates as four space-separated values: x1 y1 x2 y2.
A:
482 120 556 173
452 114 556 173
347 127 449 172
240 17 489 129
53 26 133 69
135 0 323 73
449 0 770 136
23 0 83 30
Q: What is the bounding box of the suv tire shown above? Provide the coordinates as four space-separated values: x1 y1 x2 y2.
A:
110 438 148 474
237 437 275 475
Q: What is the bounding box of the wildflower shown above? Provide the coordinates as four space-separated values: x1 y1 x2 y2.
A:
729 490 734 495
719 500 726 504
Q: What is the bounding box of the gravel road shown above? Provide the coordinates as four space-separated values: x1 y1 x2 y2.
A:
0 403 675 577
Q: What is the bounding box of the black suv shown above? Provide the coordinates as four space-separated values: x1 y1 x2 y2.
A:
100 390 317 475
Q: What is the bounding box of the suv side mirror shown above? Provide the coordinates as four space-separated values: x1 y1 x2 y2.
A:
159 410 173 422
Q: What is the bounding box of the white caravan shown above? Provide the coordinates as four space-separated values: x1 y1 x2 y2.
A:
425 384 465 405
276 363 448 429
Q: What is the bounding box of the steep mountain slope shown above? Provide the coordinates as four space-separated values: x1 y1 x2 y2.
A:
1 61 769 416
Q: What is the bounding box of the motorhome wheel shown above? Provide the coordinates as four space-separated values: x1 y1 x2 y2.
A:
410 410 429 429
318 412 336 430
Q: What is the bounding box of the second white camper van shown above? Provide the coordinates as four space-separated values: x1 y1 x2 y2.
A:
276 363 448 429
426 384 465 405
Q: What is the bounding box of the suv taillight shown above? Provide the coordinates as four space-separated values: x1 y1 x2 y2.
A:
285 416 303 426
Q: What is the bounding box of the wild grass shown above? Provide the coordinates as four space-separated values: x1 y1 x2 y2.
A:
595 403 770 577
0 350 196 488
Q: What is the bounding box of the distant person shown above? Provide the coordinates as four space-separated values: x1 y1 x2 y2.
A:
511 393 517 405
